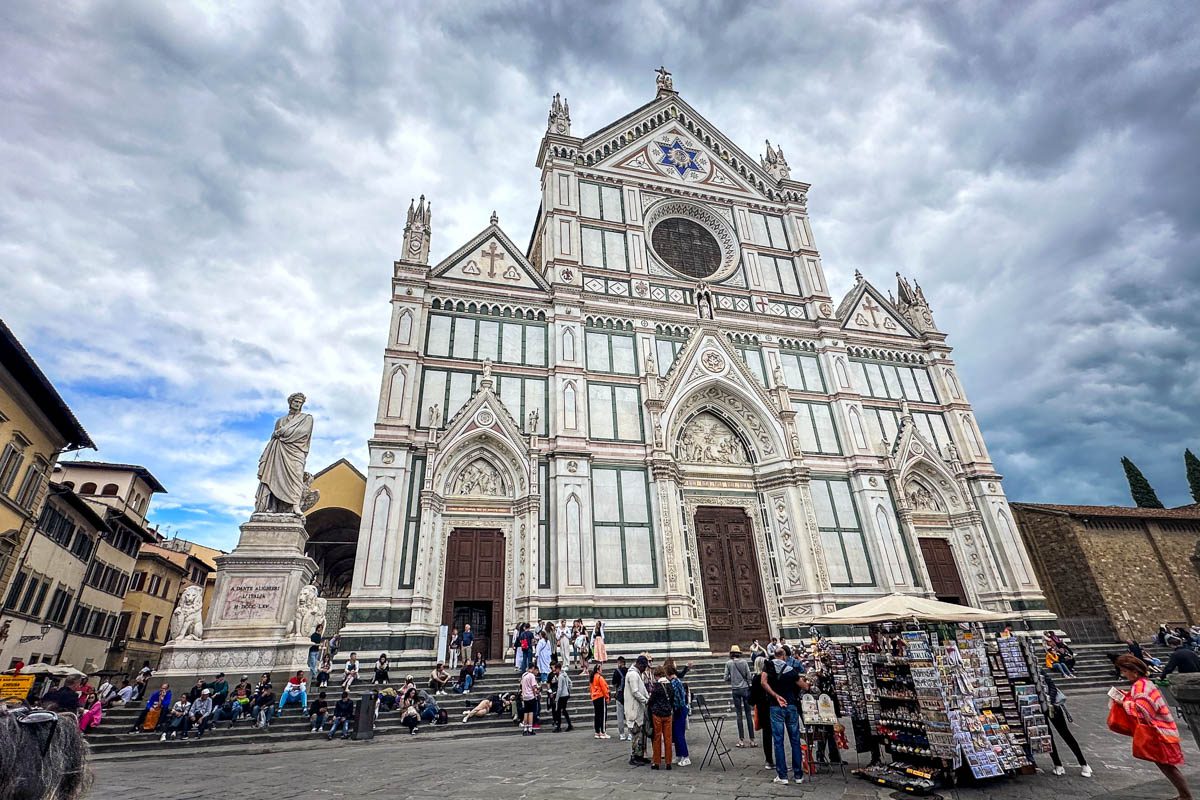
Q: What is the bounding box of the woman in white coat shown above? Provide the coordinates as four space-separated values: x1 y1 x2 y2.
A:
623 655 652 765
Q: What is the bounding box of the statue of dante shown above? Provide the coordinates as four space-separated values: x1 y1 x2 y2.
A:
255 392 314 515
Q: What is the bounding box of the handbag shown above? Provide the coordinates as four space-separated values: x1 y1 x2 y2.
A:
1131 720 1173 763
1106 700 1136 736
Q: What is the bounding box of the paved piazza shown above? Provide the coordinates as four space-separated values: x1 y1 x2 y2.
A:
88 696 1198 800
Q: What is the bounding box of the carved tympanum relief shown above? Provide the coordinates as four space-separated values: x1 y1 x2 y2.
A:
451 459 504 496
905 478 944 512
676 412 750 465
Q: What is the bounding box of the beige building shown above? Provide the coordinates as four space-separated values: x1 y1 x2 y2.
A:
303 459 367 633
107 541 187 675
0 319 94 657
157 537 222 621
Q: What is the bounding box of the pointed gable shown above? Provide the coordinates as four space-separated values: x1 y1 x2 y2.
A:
432 222 550 291
434 376 532 497
658 326 789 460
837 279 917 338
578 94 806 204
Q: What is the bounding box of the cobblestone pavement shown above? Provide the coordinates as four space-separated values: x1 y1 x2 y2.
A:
87 694 1198 800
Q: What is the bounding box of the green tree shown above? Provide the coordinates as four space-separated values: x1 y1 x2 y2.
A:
1185 448 1200 504
1121 457 1164 508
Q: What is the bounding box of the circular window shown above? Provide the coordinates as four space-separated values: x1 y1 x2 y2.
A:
643 199 739 282
651 218 722 279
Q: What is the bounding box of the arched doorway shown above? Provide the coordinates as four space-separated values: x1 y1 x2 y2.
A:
305 506 361 634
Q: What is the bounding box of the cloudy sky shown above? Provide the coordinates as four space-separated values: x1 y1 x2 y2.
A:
2 1 1197 550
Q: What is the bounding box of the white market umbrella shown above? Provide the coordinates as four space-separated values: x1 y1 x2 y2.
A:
16 662 56 675
810 592 1008 625
48 665 87 678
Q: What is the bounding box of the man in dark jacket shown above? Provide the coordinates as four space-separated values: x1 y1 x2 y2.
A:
1162 637 1200 675
328 691 355 739
41 677 81 712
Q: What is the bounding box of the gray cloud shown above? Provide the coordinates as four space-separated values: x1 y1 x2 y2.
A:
1 0 1197 547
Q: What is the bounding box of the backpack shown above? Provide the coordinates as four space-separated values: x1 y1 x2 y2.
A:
649 681 675 718
436 708 449 725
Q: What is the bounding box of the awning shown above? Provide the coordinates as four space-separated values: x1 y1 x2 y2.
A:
810 593 1009 625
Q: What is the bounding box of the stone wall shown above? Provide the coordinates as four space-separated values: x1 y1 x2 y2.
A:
1012 508 1112 636
1014 505 1200 642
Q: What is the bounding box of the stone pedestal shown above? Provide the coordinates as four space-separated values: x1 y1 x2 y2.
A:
157 513 318 680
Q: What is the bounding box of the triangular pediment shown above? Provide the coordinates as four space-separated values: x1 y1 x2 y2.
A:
434 377 532 497
837 280 917 338
598 124 762 198
439 379 528 452
892 418 968 516
432 223 550 291
578 94 804 203
655 326 793 458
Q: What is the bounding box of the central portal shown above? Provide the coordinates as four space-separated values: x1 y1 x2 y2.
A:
442 528 505 661
693 506 770 652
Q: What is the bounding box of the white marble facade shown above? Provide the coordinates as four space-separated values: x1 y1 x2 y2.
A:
338 73 1051 658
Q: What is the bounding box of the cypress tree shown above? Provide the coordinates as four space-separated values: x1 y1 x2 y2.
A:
1185 448 1200 504
1121 457 1164 509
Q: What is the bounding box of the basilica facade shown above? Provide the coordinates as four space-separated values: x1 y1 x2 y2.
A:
337 72 1050 660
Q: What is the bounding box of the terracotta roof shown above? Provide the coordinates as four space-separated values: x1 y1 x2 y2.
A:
0 318 94 450
1011 502 1200 521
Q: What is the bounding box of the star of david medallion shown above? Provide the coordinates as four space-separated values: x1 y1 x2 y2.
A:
701 350 726 373
655 137 705 179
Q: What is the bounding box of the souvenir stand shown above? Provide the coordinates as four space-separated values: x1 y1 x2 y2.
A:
813 594 1052 796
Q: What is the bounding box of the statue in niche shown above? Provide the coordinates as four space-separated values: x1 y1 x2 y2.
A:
527 409 539 432
452 459 503 496
675 412 750 465
428 403 442 428
905 480 941 512
696 283 714 320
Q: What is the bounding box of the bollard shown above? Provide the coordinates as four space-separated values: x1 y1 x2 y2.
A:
352 691 377 740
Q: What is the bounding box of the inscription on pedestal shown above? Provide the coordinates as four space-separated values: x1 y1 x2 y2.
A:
221 577 285 620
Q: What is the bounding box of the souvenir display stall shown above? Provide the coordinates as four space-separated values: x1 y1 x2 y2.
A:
813 594 1053 796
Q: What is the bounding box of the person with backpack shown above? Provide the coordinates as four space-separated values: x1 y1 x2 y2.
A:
647 666 675 770
552 661 574 732
667 663 691 766
518 623 535 672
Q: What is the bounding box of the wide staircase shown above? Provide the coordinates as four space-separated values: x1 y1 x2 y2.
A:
85 654 743 762
1048 642 1170 692
84 644 1147 761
